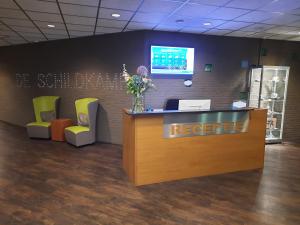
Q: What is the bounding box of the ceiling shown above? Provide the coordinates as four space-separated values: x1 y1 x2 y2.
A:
1 0 300 47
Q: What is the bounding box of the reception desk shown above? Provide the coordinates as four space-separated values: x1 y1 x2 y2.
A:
123 108 267 186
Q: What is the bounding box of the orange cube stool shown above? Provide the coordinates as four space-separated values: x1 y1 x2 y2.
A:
51 119 73 141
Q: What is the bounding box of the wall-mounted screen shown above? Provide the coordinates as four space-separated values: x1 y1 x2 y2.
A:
151 45 195 78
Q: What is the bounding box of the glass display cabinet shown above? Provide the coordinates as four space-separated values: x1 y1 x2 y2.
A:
248 66 289 143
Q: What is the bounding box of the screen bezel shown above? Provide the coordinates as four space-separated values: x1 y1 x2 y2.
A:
150 45 195 79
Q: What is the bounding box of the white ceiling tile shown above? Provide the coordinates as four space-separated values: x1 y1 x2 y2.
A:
216 21 252 30
176 3 218 17
67 23 94 31
16 0 60 13
4 37 28 44
25 36 47 42
203 28 232 35
248 32 275 38
206 7 249 20
260 0 300 12
225 30 256 37
126 21 156 30
226 0 273 10
58 0 99 7
95 26 122 34
27 12 63 23
22 32 45 38
0 18 35 27
269 34 296 40
99 8 134 21
289 20 300 27
155 24 181 32
189 0 231 6
0 0 18 9
0 29 19 37
262 14 300 25
0 24 10 31
180 26 208 34
11 26 40 33
97 19 128 28
132 12 166 23
35 21 66 29
240 23 275 32
100 0 141 11
60 3 97 17
139 0 182 13
41 27 68 35
0 40 10 46
287 36 300 41
234 11 274 22
0 8 27 19
264 26 299 34
69 30 93 37
46 34 69 40
64 15 96 25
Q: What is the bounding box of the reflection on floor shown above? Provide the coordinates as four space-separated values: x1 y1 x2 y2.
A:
0 121 299 225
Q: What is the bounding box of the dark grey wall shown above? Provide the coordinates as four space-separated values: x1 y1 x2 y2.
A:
0 30 299 144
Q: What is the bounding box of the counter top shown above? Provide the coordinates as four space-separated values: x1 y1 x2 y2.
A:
124 107 254 115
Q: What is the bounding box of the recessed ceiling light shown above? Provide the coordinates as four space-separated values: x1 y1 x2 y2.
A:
47 24 55 28
176 19 184 23
203 22 211 26
111 13 121 18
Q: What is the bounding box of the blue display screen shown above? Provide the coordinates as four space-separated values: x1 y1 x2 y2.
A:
151 46 195 76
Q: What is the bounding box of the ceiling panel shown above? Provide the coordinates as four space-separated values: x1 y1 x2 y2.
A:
234 11 275 23
264 26 300 35
0 39 10 46
132 12 166 23
176 3 218 17
240 23 274 32
225 30 256 37
189 0 231 6
180 26 208 34
60 3 97 17
126 21 156 30
100 0 141 11
1 0 300 47
95 26 123 34
216 21 252 30
3 36 27 44
0 0 18 9
98 8 134 21
69 30 93 37
66 23 94 32
262 14 300 25
0 8 27 19
97 19 128 29
155 24 181 32
139 0 182 14
0 18 35 27
288 36 300 41
35 21 66 30
203 28 232 35
16 0 60 14
26 12 64 23
64 15 96 25
58 0 99 7
206 7 249 20
260 0 300 12
226 0 273 10
11 26 40 33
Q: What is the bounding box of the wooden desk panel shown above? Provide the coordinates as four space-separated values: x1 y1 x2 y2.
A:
123 109 267 186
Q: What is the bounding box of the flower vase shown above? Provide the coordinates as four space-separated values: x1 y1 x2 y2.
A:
132 94 145 113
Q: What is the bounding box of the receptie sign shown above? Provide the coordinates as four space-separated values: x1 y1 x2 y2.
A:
163 111 249 138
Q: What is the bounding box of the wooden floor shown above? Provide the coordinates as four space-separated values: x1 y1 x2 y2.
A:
0 121 299 225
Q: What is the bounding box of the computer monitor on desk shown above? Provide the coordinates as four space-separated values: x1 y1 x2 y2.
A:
178 99 211 111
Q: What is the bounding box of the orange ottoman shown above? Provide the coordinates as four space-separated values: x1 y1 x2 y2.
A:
51 119 73 141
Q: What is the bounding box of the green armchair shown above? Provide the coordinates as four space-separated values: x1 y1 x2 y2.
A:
65 98 99 147
26 96 60 139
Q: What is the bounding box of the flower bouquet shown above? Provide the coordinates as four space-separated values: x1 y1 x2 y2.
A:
122 64 155 113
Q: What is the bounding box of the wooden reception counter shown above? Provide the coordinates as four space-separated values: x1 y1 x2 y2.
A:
123 108 267 186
